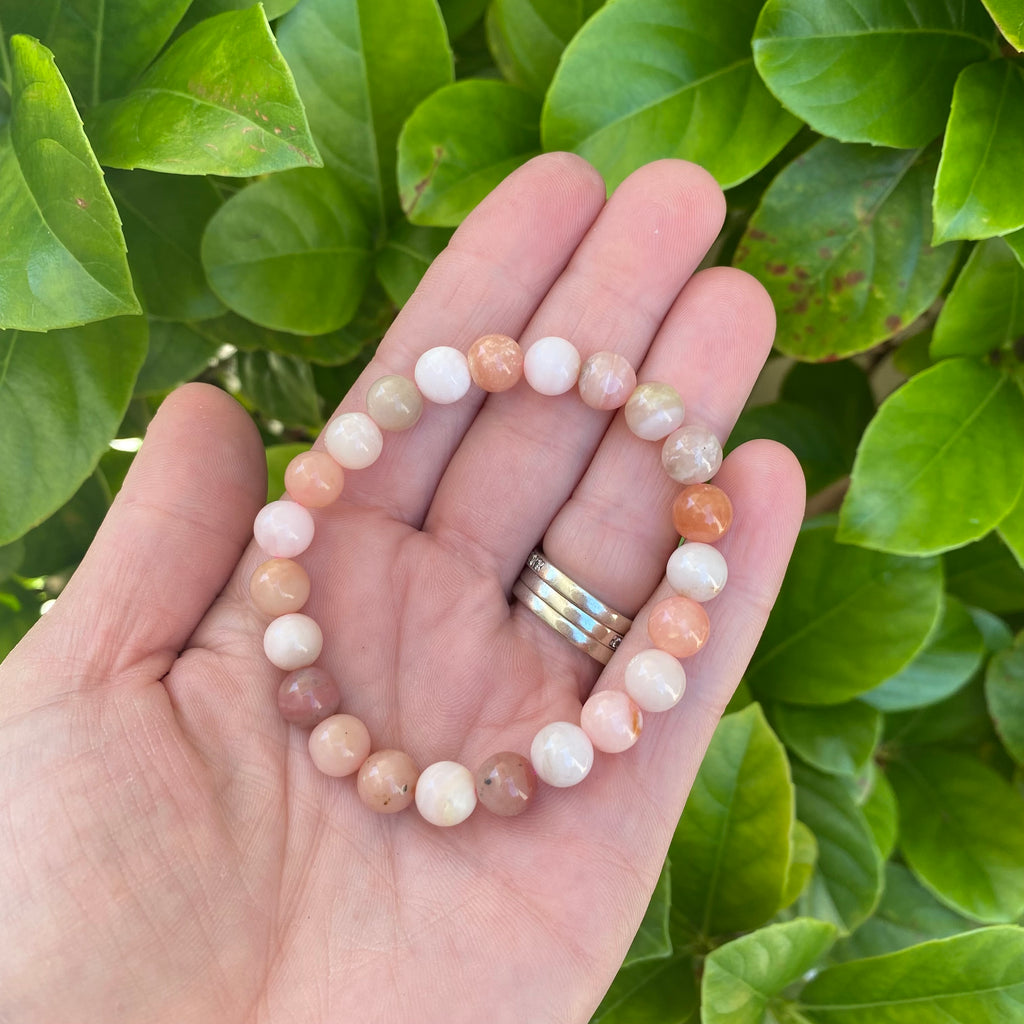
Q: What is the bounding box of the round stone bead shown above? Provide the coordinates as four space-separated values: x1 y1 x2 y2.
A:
309 714 371 777
475 752 537 817
523 336 582 396
467 334 524 392
284 450 345 508
578 351 637 410
324 412 384 470
647 596 710 658
581 691 643 753
263 613 323 670
250 558 311 616
415 761 478 826
530 722 594 787
253 500 315 558
666 543 728 602
625 649 687 712
357 749 419 814
672 483 734 542
414 346 471 404
624 382 685 441
366 374 423 431
661 424 723 484
277 666 340 727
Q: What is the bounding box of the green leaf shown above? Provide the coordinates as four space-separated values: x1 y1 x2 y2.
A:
398 80 540 227
0 581 43 660
889 749 1024 922
751 0 994 148
622 860 672 969
87 7 321 177
891 329 935 378
800 926 1024 1022
1006 226 1024 266
969 605 1015 654
182 0 301 29
780 820 818 909
375 221 452 308
702 919 836 1024
277 0 453 229
945 533 1024 614
986 633 1024 766
884 678 995 751
201 169 372 335
861 596 985 712
590 952 697 1024
860 770 898 862
236 351 322 432
733 142 959 361
0 318 147 543
838 359 1024 555
983 0 1024 49
440 0 489 40
135 320 222 396
771 701 881 777
793 762 883 935
998 485 1024 569
931 237 1024 358
747 520 943 705
0 36 139 331
0 539 24 582
933 60 1024 244
542 0 801 191
265 442 308 502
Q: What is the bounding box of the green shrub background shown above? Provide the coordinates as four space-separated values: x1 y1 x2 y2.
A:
2 0 1024 1019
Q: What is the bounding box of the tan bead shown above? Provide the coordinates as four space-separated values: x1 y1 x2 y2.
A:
624 382 685 440
366 374 423 431
647 595 710 658
578 351 637 410
284 450 345 508
467 334 524 392
475 752 537 817
672 483 734 542
662 424 723 484
357 749 419 813
250 558 311 616
309 714 372 777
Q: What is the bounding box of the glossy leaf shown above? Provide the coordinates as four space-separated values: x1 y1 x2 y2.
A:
236 351 322 432
376 222 452 307
542 0 801 191
752 0 993 148
983 0 1024 49
860 770 898 862
998 477 1024 569
747 520 943 705
135 321 222 396
671 704 794 937
277 0 453 228
183 0 301 27
889 749 1024 922
590 952 697 1024
201 169 372 335
734 142 958 360
884 679 996 751
0 36 139 331
771 701 881 777
838 359 1024 555
933 61 1024 243
0 318 147 543
398 80 540 227
780 820 818 909
986 633 1024 766
969 606 1015 654
440 0 490 40
945 533 1024 614
622 860 672 969
88 7 320 177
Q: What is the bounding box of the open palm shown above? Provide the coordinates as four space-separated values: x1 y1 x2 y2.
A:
0 156 803 1024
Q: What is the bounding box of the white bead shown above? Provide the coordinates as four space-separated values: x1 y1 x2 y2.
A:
324 412 383 470
666 543 728 602
625 649 686 712
523 336 582 396
624 382 685 440
253 500 315 558
415 761 477 826
414 346 471 404
661 424 723 484
263 613 323 670
530 721 594 787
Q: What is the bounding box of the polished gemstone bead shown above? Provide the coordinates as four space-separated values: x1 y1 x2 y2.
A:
366 374 423 431
624 382 685 440
263 612 323 670
253 500 315 558
250 558 311 617
530 721 594 787
467 334 524 392
415 761 477 826
414 346 471 404
324 412 384 470
666 543 728 602
647 596 710 658
672 483 734 542
523 336 582 396
309 714 371 777
475 752 537 817
357 749 419 814
661 424 723 484
284 450 345 508
581 691 643 753
578 351 637 410
624 649 687 712
277 666 340 727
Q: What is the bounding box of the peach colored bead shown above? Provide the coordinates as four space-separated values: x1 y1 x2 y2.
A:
475 752 537 817
467 334 524 392
250 558 311 617
578 351 637 410
366 374 423 431
672 483 734 542
647 595 710 658
625 382 685 440
662 424 723 484
581 691 643 753
284 450 345 508
309 714 372 777
277 666 340 727
357 749 419 813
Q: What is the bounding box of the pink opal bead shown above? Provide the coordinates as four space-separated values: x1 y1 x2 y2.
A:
475 752 537 816
467 334 524 392
324 412 384 470
624 382 685 440
625 649 687 712
357 750 419 813
415 761 477 826
277 666 340 727
581 691 643 753
578 351 637 410
662 424 723 484
250 558 311 616
414 346 471 404
284 450 345 508
647 596 710 658
530 722 594 787
667 543 728 602
366 374 423 431
253 500 315 558
523 336 582 396
309 714 372 777
263 612 323 670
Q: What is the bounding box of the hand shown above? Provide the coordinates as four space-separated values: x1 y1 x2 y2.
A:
0 155 804 1024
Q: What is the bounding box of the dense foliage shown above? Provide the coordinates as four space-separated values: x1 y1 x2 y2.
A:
2 0 1023 1020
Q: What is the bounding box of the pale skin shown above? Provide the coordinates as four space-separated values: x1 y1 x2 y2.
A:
0 155 804 1024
